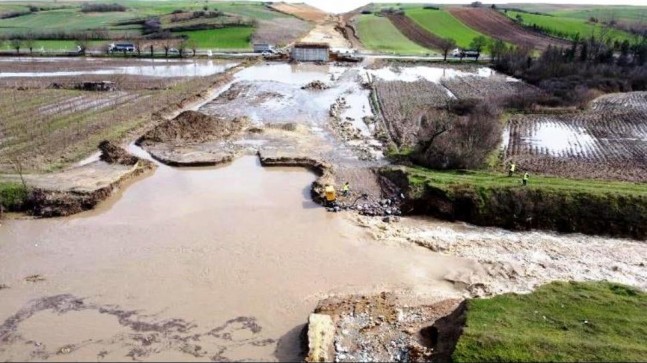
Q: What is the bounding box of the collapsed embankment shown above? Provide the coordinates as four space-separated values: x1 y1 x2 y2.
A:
0 141 154 218
380 167 647 240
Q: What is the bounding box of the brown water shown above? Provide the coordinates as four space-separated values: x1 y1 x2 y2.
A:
0 156 483 361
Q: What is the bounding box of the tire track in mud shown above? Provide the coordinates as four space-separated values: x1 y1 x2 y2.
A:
0 294 277 362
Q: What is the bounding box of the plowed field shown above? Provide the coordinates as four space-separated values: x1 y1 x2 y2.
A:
269 3 327 23
385 13 443 51
448 8 571 51
375 80 452 146
505 92 647 182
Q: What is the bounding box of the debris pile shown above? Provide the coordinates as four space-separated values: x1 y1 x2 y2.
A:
138 111 249 145
302 80 330 90
308 293 464 362
98 140 139 166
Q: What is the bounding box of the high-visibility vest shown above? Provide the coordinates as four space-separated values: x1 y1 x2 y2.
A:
510 164 516 172
523 173 529 180
324 186 336 201
342 184 349 192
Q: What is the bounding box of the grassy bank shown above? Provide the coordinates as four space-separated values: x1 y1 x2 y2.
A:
453 281 647 362
0 181 28 212
382 166 647 239
356 14 430 55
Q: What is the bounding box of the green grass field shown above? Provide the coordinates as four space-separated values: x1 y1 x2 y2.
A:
504 10 636 42
0 8 139 35
407 167 647 196
356 14 431 55
453 281 647 362
406 8 493 49
180 27 253 50
0 1 285 43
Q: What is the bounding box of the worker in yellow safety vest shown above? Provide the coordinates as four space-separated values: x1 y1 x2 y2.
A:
508 162 516 177
342 182 350 197
324 184 337 207
522 172 529 186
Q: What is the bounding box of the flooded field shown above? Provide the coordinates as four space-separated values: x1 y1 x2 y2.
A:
0 156 481 361
0 58 239 78
504 92 647 182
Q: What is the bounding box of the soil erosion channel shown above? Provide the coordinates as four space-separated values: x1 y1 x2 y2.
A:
0 156 482 361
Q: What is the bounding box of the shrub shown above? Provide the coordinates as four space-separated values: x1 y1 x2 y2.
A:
80 3 127 13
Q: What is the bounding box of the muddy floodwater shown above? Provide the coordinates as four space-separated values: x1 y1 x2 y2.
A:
0 156 482 361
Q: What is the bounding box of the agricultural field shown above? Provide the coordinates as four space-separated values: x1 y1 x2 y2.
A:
0 73 221 172
503 10 636 42
448 7 571 51
268 2 326 23
506 4 647 24
180 27 253 50
383 13 446 52
374 80 451 146
454 281 647 362
504 92 647 182
441 76 541 100
405 8 492 49
0 1 300 50
355 14 430 55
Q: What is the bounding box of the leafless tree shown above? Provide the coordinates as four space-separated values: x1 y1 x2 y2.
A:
10 38 23 54
439 38 457 61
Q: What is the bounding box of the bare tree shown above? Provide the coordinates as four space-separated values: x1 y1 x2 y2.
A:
24 32 35 55
75 34 89 55
133 37 144 57
178 39 187 58
10 38 23 54
188 39 197 57
439 38 457 61
162 39 171 57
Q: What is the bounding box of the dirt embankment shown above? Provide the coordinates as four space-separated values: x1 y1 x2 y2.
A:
136 111 249 167
305 293 465 362
6 141 154 217
448 7 571 51
381 167 647 240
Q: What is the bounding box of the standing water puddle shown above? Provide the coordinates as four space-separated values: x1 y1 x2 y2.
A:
0 59 239 78
0 156 481 361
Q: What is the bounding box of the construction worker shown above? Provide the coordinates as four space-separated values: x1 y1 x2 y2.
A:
342 182 350 197
508 162 516 177
522 172 529 186
324 184 337 207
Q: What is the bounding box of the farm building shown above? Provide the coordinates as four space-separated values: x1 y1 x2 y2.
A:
291 43 330 62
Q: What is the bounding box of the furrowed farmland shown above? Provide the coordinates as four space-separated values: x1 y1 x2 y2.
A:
505 92 647 182
449 7 571 50
356 14 430 54
405 8 493 48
